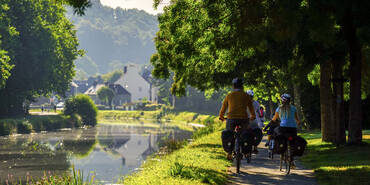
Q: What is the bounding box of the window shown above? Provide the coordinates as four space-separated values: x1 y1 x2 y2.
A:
138 86 142 92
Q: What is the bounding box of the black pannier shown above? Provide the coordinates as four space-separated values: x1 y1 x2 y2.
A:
293 136 307 156
221 130 234 153
240 130 254 154
252 128 263 146
273 135 287 154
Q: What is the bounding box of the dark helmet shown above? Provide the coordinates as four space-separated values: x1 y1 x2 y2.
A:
281 93 291 103
232 78 243 88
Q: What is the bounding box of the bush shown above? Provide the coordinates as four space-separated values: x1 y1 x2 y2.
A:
17 120 32 134
64 94 98 126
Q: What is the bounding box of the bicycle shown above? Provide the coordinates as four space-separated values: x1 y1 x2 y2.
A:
233 124 252 173
279 135 294 174
267 137 275 159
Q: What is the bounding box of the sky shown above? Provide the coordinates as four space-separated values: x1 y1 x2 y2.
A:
100 0 170 15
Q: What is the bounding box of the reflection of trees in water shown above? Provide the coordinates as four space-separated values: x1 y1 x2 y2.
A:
0 128 99 183
95 124 193 163
61 128 98 157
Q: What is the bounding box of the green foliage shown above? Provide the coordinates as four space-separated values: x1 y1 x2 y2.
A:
64 94 98 126
0 0 82 117
6 167 97 185
97 86 115 106
0 115 81 136
101 70 123 83
300 131 370 185
16 120 32 134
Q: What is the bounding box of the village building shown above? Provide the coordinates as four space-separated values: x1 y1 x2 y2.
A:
114 64 158 103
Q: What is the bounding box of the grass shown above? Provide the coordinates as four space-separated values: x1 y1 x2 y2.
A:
0 115 81 136
299 130 370 185
122 121 231 185
5 167 97 185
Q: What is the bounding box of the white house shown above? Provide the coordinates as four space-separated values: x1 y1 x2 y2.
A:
114 64 154 102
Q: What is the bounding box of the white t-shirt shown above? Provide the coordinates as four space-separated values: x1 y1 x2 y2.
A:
247 100 264 128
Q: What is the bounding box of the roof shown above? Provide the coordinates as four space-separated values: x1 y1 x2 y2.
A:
84 84 106 95
109 84 131 96
71 81 79 88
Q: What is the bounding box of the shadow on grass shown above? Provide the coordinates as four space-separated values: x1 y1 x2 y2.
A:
168 162 227 184
300 134 370 185
190 143 222 149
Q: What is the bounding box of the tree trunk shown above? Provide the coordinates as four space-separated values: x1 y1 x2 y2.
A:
172 95 176 108
320 61 335 142
269 95 274 120
293 84 304 125
343 2 363 144
332 57 346 145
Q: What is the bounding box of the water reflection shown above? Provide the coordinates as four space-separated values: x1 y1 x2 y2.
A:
0 122 192 184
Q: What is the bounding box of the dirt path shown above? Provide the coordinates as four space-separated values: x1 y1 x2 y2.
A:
228 137 317 185
30 111 58 115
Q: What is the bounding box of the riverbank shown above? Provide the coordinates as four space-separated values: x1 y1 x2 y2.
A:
300 130 370 185
98 110 212 123
0 115 81 136
122 117 231 185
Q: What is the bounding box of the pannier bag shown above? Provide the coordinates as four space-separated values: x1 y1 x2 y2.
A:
221 130 234 153
241 130 254 154
252 128 263 146
273 135 287 154
293 136 307 156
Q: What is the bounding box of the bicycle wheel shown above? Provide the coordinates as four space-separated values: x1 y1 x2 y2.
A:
247 150 251 163
279 153 284 171
235 137 241 173
285 144 291 174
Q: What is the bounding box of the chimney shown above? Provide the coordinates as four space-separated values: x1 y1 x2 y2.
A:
124 66 127 74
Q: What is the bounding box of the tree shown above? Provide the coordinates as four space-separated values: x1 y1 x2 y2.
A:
0 0 82 117
97 86 115 109
151 0 370 144
64 94 98 126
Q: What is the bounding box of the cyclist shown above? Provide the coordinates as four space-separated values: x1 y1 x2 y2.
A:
246 90 264 128
272 93 300 167
219 78 256 160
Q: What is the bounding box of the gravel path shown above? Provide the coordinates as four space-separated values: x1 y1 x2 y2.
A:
228 137 317 185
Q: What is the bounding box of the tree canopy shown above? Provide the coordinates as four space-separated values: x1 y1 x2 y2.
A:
152 0 370 144
0 0 82 117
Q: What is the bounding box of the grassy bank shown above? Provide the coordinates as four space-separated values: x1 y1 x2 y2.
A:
98 110 214 123
0 115 81 136
300 130 370 185
122 119 231 185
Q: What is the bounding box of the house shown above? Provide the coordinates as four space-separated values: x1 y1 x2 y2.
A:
84 83 106 104
65 81 79 97
114 64 157 102
108 84 131 106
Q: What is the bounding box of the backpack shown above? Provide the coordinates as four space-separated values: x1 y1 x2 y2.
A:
240 130 254 154
293 136 307 157
252 128 263 146
221 130 234 153
273 135 287 154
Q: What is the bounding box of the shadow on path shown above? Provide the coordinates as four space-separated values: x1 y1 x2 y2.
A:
228 137 317 185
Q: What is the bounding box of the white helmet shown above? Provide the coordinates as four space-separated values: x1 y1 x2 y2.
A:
246 90 254 97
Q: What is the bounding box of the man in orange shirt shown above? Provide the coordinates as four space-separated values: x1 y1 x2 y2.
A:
219 78 256 160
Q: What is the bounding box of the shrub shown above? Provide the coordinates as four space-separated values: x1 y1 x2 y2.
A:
17 120 32 134
64 94 98 126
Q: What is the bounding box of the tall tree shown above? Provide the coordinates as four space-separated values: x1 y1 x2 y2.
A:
0 0 82 117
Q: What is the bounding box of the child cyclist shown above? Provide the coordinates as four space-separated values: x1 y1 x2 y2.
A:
263 119 279 146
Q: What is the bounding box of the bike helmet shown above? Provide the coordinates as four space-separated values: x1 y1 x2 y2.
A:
281 93 291 103
232 78 243 88
246 90 254 97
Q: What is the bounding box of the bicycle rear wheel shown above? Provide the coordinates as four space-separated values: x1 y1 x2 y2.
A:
235 137 242 173
285 145 291 174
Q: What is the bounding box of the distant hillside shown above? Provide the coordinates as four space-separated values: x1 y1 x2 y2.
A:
67 0 158 78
